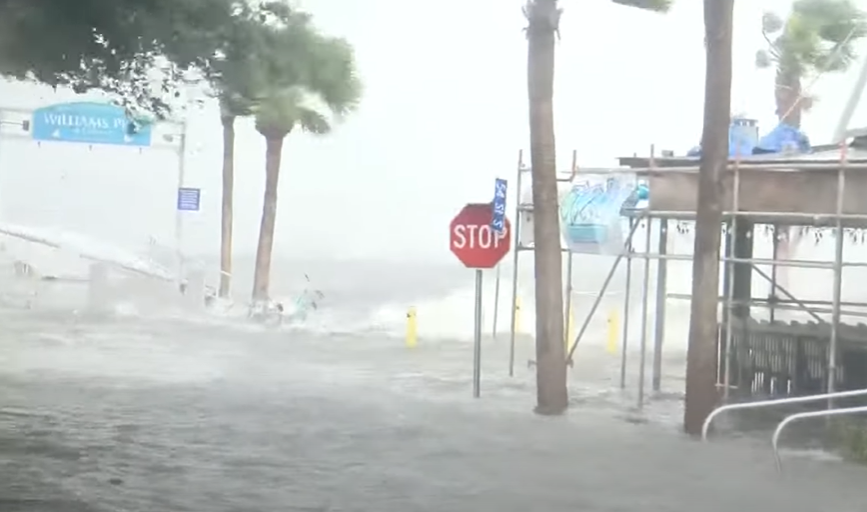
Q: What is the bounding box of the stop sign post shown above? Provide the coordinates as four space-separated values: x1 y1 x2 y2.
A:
449 203 512 398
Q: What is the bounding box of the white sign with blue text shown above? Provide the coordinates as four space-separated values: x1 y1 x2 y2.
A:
31 102 152 147
492 178 507 234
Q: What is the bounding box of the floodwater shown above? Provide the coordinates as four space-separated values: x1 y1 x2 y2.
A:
2 273 867 512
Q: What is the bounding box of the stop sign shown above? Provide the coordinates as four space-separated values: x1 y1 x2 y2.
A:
449 203 511 268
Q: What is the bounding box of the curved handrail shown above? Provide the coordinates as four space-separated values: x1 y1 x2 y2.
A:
772 405 867 472
701 388 867 441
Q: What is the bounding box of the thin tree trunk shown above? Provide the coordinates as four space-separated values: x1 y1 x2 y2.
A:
219 115 236 298
684 0 734 436
775 70 802 128
252 136 285 303
526 0 568 415
772 71 803 295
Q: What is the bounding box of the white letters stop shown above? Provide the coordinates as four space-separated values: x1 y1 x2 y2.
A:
452 224 505 249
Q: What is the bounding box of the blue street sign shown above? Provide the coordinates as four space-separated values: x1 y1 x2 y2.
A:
177 188 201 211
492 178 508 234
31 102 152 146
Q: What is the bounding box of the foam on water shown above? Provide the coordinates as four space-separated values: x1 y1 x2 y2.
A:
367 277 537 341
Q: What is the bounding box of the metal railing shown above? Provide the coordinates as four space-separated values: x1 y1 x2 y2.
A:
772 405 867 472
701 388 867 441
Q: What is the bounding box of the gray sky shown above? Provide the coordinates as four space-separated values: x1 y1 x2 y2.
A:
0 0 864 264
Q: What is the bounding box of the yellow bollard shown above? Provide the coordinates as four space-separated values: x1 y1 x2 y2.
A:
405 307 417 348
565 304 576 352
606 309 619 354
513 297 522 334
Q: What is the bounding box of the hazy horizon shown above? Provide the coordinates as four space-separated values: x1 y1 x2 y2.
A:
1 0 866 267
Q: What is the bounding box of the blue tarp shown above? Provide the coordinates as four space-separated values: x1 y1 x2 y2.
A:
754 122 811 154
686 120 811 157
638 119 812 215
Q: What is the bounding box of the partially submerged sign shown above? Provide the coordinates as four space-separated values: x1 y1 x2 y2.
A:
31 102 152 146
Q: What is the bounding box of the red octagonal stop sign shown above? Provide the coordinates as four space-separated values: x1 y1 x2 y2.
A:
449 203 511 269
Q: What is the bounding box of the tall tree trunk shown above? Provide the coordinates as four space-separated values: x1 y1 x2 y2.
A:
684 0 734 436
219 115 236 298
772 70 803 294
775 69 802 128
526 0 568 415
252 136 285 303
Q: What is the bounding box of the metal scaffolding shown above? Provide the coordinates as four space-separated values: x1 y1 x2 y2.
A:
508 142 867 408
506 149 579 377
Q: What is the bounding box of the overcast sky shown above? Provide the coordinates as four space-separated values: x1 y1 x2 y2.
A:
0 0 864 265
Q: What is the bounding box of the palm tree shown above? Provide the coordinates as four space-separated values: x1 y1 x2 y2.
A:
683 0 734 436
210 3 311 299
217 94 254 298
250 35 361 303
523 0 671 415
756 0 866 129
755 0 866 292
210 8 268 299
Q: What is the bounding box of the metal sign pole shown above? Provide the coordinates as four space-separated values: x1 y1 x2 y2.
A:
492 264 501 338
450 196 510 398
175 126 188 283
473 268 484 398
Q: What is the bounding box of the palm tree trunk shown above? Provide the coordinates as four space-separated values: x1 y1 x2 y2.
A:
772 70 803 294
526 0 568 415
775 70 802 128
252 136 284 303
684 0 734 436
219 115 236 298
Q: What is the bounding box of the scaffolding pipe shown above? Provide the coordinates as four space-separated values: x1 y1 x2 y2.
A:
637 218 653 408
507 150 524 377
651 218 667 392
564 252 574 353
751 264 826 325
620 209 867 222
607 252 865 269
666 293 867 309
620 217 634 389
580 162 867 175
770 226 780 322
566 218 642 364
829 155 847 396
722 165 740 401
746 296 867 308
665 294 867 319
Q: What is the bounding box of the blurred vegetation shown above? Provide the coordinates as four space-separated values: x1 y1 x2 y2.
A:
831 417 867 463
0 0 355 119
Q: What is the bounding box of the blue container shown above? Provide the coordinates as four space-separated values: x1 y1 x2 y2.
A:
729 117 758 157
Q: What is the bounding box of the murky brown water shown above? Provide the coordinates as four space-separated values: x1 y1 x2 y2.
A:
0 311 865 512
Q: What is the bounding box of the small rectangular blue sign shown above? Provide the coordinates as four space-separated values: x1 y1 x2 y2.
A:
177 188 201 211
31 102 152 146
492 178 507 234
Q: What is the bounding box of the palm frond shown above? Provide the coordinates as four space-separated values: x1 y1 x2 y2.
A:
755 49 774 68
254 86 335 137
793 0 867 43
302 35 362 117
762 11 784 34
763 0 867 77
298 108 332 135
